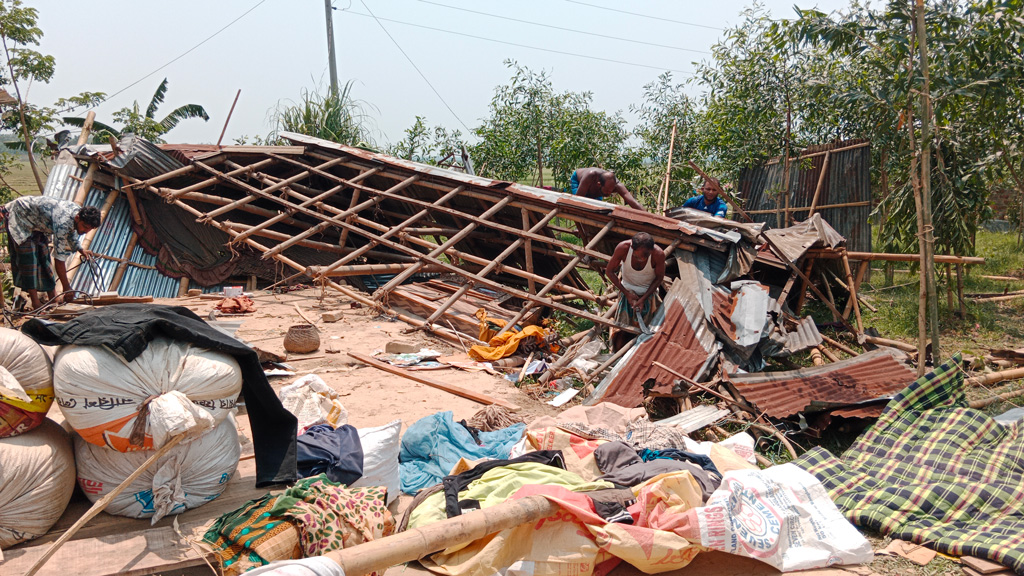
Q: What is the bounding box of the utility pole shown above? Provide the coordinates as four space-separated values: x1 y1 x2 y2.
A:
324 0 339 95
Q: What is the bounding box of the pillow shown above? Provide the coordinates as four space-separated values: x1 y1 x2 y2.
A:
351 420 401 504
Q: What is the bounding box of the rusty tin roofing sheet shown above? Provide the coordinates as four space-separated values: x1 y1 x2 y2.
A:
586 278 720 408
728 348 917 419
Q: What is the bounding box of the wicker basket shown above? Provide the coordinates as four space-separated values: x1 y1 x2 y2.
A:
283 324 320 354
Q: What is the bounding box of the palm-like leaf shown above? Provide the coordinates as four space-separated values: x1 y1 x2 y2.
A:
146 78 169 120
62 116 122 139
158 103 209 133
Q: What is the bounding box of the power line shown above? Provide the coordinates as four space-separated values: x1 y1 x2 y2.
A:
413 0 710 55
358 0 472 132
84 0 268 112
345 11 695 75
564 0 723 31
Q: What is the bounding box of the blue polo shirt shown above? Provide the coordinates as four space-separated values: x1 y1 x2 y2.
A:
682 194 728 218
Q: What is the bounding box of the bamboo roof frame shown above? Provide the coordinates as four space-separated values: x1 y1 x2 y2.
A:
131 133 740 343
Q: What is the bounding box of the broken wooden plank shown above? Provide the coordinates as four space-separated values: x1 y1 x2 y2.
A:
347 352 520 412
652 404 730 433
961 555 1012 574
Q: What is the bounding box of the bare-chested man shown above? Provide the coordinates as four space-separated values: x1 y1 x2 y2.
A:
570 167 644 211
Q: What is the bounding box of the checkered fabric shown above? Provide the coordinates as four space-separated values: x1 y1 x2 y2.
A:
795 354 1024 574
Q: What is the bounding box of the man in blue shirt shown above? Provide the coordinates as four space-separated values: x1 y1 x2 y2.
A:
682 177 729 218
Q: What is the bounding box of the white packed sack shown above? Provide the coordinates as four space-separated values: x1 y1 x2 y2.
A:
689 463 873 571
0 326 54 437
0 419 76 550
351 419 401 504
74 415 240 523
53 336 242 451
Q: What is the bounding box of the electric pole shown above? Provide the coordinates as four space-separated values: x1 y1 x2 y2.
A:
324 0 339 95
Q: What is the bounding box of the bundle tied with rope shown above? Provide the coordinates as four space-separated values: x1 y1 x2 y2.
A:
51 335 243 520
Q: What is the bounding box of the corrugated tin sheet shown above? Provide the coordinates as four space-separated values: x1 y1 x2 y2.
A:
727 348 918 419
761 213 846 263
586 279 720 408
106 135 186 180
736 138 871 253
783 316 823 354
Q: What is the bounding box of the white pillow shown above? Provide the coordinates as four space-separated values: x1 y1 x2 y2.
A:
351 419 401 504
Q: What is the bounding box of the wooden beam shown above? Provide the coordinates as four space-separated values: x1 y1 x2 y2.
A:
72 162 98 205
810 151 831 217
811 250 985 265
422 207 560 328
374 195 515 295
107 232 140 292
494 220 615 338
309 263 444 277
162 157 276 199
348 352 520 411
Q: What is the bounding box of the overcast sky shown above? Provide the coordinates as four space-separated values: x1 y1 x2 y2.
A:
28 0 849 146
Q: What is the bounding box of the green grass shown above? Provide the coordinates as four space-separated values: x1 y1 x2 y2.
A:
859 229 1024 355
5 160 48 196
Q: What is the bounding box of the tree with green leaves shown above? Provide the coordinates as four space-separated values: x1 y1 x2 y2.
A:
63 78 208 144
472 60 630 201
0 0 104 194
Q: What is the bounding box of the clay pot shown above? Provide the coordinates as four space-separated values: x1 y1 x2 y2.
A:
283 324 320 354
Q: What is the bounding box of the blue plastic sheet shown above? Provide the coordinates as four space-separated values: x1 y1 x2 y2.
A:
399 411 525 494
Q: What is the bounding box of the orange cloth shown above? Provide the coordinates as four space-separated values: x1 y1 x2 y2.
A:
468 324 549 362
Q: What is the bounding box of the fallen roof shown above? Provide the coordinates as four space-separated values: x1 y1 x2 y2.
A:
586 279 720 408
726 348 919 419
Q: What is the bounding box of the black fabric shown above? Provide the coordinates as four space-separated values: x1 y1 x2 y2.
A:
594 441 721 500
296 424 364 485
22 304 298 487
639 448 722 478
587 488 637 524
442 450 564 519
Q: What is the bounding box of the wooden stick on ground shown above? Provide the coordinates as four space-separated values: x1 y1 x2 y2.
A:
967 367 1024 388
25 433 188 576
327 495 558 575
348 352 520 412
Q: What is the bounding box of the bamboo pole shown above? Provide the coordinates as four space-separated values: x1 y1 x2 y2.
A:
493 220 615 339
969 387 1024 409
807 151 831 217
817 345 840 363
810 347 825 366
582 335 635 385
820 334 858 357
967 367 1024 388
66 188 120 283
325 495 559 576
660 121 677 213
163 158 277 199
815 251 985 265
272 152 623 262
915 0 941 362
348 352 520 411
24 433 188 576
72 163 98 206
108 231 140 291
863 335 917 354
745 201 872 215
956 263 966 317
298 149 716 252
168 196 476 347
423 208 559 328
375 196 515 295
522 208 536 294
309 263 445 277
216 89 241 148
840 252 864 336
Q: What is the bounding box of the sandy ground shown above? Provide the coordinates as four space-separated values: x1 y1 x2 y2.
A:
161 288 562 431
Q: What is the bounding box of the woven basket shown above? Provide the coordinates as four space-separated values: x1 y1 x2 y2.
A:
283 324 320 354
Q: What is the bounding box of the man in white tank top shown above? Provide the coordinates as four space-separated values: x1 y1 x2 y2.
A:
606 232 666 351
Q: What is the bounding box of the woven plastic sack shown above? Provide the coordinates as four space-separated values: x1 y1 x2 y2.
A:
279 375 348 435
54 336 242 452
0 327 54 437
74 415 240 523
0 419 76 550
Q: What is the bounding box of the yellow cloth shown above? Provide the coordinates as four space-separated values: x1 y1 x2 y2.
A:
468 325 550 362
474 309 507 343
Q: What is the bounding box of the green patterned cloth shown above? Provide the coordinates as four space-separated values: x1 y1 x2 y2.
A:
795 354 1024 574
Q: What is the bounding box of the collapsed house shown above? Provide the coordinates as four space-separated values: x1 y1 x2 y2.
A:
36 133 918 434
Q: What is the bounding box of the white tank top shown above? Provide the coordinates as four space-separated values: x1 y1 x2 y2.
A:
621 246 656 294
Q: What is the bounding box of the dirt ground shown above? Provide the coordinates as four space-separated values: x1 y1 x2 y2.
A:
160 288 562 430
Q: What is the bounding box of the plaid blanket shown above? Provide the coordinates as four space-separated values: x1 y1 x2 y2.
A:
795 354 1024 574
